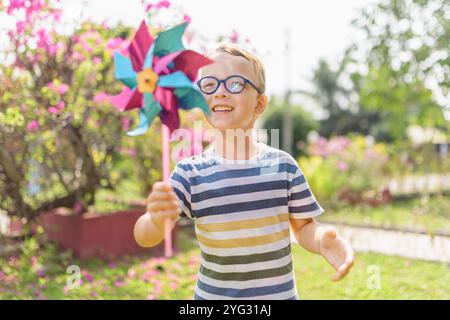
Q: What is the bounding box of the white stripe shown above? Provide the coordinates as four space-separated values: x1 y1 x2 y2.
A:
188 155 293 178
198 271 295 290
195 221 290 240
195 286 297 300
199 237 291 256
191 162 294 193
288 196 317 208
192 189 287 211
200 254 292 273
195 206 288 225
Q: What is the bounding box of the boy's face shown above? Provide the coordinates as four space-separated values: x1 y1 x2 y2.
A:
198 52 267 132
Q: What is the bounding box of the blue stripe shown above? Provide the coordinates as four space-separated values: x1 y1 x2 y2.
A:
195 197 288 218
289 201 320 214
290 174 306 188
197 279 295 298
290 189 312 201
178 160 220 172
172 187 192 217
191 180 288 203
170 172 191 194
190 162 299 186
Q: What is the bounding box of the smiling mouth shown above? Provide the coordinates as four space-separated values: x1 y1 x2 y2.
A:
212 105 234 113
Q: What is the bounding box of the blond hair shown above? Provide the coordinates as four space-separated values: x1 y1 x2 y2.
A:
212 43 266 94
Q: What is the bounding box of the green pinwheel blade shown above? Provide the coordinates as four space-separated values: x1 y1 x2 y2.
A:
126 94 162 136
114 52 137 89
153 22 187 57
142 93 162 125
174 87 212 116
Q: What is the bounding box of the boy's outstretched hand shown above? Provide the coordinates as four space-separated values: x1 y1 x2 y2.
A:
319 227 355 281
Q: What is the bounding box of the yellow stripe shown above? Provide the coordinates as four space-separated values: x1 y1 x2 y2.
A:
196 213 289 232
197 228 290 249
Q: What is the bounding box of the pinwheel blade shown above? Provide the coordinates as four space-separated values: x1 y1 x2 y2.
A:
114 52 137 89
174 87 211 116
153 22 187 57
172 50 214 82
126 108 150 136
158 71 193 88
129 21 154 72
107 87 142 112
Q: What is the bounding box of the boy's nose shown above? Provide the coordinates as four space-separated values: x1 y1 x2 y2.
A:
214 81 228 98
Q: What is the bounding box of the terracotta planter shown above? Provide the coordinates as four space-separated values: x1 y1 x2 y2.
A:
39 207 177 260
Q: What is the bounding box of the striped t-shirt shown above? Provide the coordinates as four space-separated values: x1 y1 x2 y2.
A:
169 142 324 300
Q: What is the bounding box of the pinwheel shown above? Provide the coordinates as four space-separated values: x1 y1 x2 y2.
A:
107 20 213 257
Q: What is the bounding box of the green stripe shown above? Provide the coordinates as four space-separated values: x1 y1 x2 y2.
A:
200 262 293 281
201 245 291 265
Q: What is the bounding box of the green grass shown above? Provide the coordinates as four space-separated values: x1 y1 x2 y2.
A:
320 195 450 234
1 227 449 300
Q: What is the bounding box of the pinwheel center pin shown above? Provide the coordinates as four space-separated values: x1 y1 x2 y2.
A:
137 68 159 93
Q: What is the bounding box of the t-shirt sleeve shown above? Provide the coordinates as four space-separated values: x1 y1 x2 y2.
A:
287 162 324 220
169 162 193 220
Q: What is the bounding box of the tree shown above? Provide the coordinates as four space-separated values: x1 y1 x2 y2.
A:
0 1 132 219
351 0 449 139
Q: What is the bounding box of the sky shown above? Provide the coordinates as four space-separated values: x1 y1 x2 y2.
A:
59 0 376 117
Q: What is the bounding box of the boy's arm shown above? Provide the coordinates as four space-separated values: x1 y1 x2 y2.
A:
290 218 354 281
134 182 181 248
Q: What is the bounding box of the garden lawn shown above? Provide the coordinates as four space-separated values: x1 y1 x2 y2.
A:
0 226 449 299
320 195 450 234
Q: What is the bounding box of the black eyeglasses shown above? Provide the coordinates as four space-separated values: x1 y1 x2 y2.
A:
196 75 262 95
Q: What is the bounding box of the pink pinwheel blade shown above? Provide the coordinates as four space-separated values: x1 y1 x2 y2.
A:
107 87 142 112
154 86 180 133
153 51 183 75
172 50 214 81
128 21 154 72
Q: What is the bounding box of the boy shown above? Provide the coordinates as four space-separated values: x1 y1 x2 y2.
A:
134 44 354 300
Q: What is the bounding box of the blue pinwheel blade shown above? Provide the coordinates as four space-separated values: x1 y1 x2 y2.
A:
143 44 155 69
126 108 149 136
114 52 137 89
158 71 193 88
153 22 187 57
174 87 212 116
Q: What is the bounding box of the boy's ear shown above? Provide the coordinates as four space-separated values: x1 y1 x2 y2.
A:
255 94 268 115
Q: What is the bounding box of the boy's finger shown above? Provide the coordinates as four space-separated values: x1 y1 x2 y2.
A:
151 208 182 225
147 200 180 213
332 263 351 281
147 191 178 203
152 181 173 192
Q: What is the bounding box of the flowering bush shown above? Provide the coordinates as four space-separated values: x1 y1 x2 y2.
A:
299 135 390 206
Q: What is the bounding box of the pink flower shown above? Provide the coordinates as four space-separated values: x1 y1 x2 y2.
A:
169 282 178 290
338 161 349 172
121 116 130 131
183 14 191 24
48 101 65 114
230 30 239 43
16 21 25 34
73 202 84 215
27 120 39 132
57 84 68 95
83 271 94 283
47 82 69 95
156 0 171 9
114 280 126 288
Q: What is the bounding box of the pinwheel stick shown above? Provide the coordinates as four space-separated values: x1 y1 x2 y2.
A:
162 124 173 257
